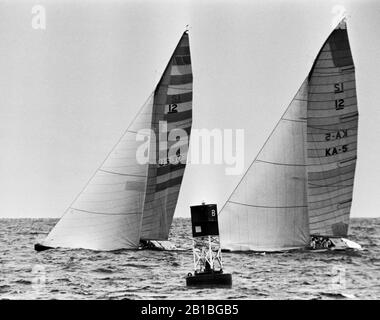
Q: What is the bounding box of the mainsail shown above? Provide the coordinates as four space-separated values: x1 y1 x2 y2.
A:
141 32 192 240
306 20 357 237
219 19 357 251
40 31 192 251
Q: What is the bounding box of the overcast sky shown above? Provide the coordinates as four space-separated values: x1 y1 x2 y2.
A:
0 0 379 218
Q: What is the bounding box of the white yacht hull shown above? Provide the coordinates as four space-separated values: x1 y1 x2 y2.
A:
309 235 363 251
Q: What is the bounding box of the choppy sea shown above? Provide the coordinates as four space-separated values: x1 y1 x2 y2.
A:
0 218 379 300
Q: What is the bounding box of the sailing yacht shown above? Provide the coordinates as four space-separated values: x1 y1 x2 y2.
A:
219 19 362 252
35 31 193 251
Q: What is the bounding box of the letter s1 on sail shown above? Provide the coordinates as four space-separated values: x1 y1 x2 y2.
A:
306 20 357 237
37 31 192 251
219 80 310 252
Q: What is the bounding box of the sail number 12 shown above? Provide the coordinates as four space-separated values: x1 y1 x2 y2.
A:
168 104 178 113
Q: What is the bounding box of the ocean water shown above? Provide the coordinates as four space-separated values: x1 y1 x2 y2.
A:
0 218 379 300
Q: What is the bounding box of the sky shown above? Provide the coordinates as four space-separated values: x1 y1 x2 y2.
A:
0 0 380 218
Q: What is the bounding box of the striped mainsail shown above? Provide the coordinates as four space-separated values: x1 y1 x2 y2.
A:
219 19 358 251
40 31 192 251
306 20 357 236
141 31 192 240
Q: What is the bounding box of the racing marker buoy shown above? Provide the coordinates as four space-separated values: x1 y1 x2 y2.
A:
186 203 232 287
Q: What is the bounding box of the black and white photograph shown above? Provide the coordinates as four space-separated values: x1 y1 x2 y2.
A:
0 0 379 308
